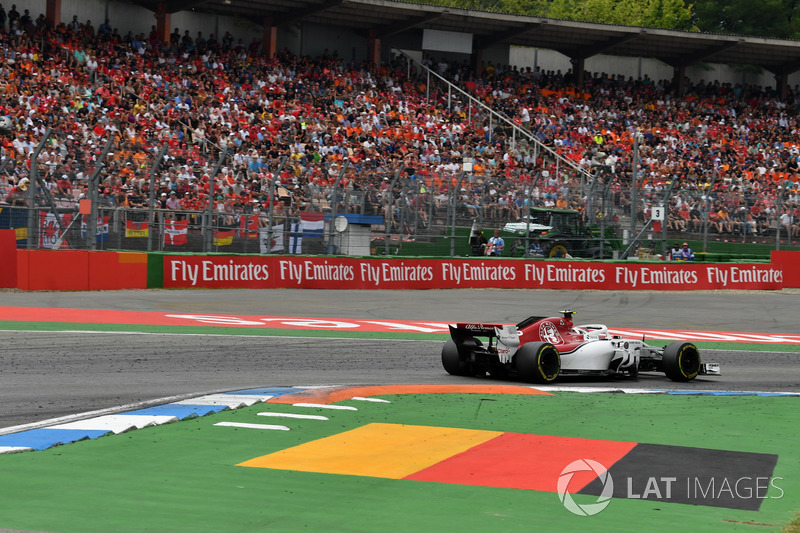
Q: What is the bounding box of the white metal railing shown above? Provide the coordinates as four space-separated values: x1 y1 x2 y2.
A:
395 49 591 183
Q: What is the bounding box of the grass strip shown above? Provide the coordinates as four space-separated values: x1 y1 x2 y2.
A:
0 392 796 532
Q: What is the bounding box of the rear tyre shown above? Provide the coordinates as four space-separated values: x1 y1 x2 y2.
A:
662 342 701 382
442 338 481 376
515 342 560 384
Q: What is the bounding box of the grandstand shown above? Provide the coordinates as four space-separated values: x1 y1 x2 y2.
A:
1 0 799 258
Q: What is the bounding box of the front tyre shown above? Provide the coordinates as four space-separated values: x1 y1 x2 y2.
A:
662 342 701 382
515 342 560 384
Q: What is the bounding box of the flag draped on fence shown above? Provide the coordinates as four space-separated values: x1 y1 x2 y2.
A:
125 219 149 238
164 219 189 245
259 224 284 253
289 219 303 253
238 215 259 238
213 229 236 246
39 212 72 249
283 211 326 254
81 215 110 242
288 213 325 254
0 207 28 244
301 211 325 237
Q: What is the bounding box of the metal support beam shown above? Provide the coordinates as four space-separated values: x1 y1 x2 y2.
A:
204 147 228 252
263 18 277 59
155 2 170 43
46 0 62 29
145 145 168 252
702 175 717 253
384 166 403 256
474 23 540 50
449 172 465 257
373 11 445 39
629 132 643 243
162 0 208 14
666 40 742 69
26 129 52 249
266 156 288 253
326 160 349 254
620 219 654 260
272 0 344 27
556 32 643 65
590 32 643 57
87 135 117 249
659 179 676 259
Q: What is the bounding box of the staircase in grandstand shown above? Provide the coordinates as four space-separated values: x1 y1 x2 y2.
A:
393 49 592 184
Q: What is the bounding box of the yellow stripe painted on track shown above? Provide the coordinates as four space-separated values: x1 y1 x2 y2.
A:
238 422 502 479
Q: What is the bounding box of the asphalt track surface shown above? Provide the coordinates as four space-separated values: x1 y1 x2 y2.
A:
1 289 799 430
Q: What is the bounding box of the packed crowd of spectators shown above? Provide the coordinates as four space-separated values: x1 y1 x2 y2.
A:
1 6 799 242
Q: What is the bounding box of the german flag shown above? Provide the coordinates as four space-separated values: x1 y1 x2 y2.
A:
213 229 235 246
240 422 778 511
125 220 149 238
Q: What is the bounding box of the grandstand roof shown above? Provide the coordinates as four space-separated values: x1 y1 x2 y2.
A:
143 0 800 75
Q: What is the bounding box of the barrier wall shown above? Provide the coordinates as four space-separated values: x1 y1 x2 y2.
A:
11 249 149 291
161 256 784 290
771 251 800 289
0 230 17 289
4 247 799 291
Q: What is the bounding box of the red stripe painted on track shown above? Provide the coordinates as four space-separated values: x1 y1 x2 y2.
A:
0 306 798 343
405 433 637 492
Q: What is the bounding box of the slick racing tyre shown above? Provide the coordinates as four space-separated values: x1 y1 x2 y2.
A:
442 338 480 376
662 342 701 382
515 342 560 384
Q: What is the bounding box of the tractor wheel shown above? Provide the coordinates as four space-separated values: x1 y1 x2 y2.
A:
547 243 569 258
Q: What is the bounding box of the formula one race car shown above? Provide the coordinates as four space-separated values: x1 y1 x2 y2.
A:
442 310 720 383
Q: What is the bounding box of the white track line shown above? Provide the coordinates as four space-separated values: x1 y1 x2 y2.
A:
214 422 290 431
257 412 329 420
292 403 358 411
350 397 391 403
537 386 660 394
0 446 33 454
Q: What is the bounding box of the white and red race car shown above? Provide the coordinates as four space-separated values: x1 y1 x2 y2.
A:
442 310 720 383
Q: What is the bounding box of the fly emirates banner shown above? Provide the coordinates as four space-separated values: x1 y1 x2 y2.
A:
162 256 784 290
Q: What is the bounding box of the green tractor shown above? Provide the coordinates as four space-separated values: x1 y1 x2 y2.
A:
504 207 621 259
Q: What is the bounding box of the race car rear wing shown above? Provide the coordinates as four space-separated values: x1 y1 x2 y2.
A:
450 316 550 338
451 323 505 337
